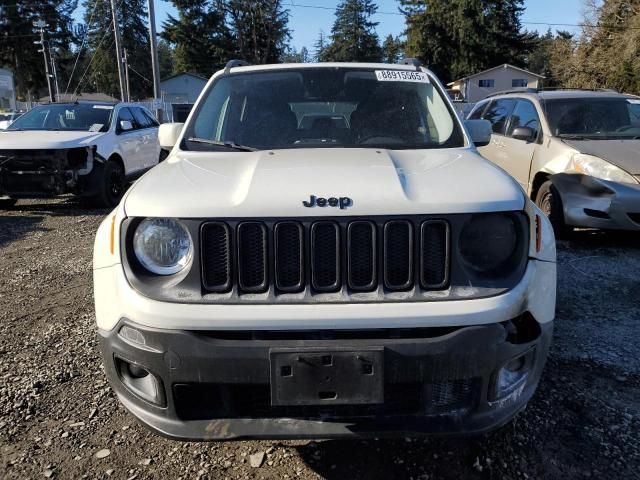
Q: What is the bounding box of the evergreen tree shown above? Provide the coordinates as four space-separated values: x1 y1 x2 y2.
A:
282 46 310 63
321 0 382 62
79 0 152 99
0 0 76 100
313 30 327 62
161 0 231 77
400 0 534 82
157 39 174 79
381 34 404 64
220 0 290 64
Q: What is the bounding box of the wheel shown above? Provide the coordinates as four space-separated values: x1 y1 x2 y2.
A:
94 160 126 208
535 180 572 238
0 198 17 209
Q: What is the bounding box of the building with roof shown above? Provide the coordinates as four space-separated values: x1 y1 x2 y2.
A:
159 73 209 122
447 64 545 104
160 72 208 104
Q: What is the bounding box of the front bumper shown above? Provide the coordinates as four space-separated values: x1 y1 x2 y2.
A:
552 173 640 230
0 147 99 198
99 316 552 440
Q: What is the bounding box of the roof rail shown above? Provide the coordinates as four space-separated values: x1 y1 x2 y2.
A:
399 57 422 70
484 88 538 99
538 87 618 93
224 59 251 74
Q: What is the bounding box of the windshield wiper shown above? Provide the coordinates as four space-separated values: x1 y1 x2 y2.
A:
186 137 257 152
557 134 591 140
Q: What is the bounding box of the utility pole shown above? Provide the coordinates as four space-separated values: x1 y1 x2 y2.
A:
33 20 54 102
123 49 131 102
110 0 127 102
147 0 163 121
48 43 60 101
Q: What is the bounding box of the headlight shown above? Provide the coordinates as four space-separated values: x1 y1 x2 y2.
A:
133 218 193 275
569 154 638 184
459 213 520 274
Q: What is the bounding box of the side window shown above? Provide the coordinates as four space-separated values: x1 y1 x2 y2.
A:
116 107 136 133
507 100 540 139
468 102 487 120
141 108 159 127
478 79 495 88
131 107 152 129
483 99 516 135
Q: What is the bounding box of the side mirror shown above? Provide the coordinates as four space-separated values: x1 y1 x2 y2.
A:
512 126 536 143
158 122 185 149
464 119 492 147
119 120 133 132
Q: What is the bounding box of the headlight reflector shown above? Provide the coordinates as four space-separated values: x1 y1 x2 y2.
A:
133 218 193 275
459 213 519 274
569 154 638 184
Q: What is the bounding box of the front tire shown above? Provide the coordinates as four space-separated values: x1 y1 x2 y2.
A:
535 180 572 238
95 160 126 208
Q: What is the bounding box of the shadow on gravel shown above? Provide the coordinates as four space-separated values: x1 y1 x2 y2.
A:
2 199 110 218
295 357 640 480
562 229 640 250
0 215 48 247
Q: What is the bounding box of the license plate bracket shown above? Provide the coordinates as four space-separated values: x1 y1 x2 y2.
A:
270 348 384 406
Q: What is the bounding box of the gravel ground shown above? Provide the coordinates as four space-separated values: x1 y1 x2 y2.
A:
1 198 639 480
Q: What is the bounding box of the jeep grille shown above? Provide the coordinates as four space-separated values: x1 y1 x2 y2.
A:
200 218 450 295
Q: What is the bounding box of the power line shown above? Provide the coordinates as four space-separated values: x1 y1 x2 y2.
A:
127 64 153 85
72 19 115 96
286 2 640 31
64 0 101 95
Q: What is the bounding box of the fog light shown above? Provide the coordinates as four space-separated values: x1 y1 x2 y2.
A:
493 350 534 400
115 357 165 406
127 363 149 379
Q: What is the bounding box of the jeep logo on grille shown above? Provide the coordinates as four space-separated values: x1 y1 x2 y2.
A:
303 195 352 210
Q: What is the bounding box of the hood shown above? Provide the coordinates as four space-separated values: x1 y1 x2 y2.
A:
124 148 524 218
0 130 103 149
562 139 640 175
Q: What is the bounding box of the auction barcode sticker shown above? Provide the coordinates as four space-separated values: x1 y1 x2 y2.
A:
375 70 429 83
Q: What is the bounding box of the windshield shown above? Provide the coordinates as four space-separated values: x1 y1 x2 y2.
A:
544 97 640 139
185 67 464 151
8 104 114 132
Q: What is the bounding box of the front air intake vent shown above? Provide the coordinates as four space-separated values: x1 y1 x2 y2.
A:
420 220 450 289
237 222 268 293
311 221 341 292
274 222 304 292
347 221 377 291
383 221 413 291
201 222 232 292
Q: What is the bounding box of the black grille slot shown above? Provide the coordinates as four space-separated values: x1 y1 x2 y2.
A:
383 221 413 290
311 222 340 292
201 222 232 292
347 221 376 291
420 221 450 289
274 222 304 292
237 222 268 293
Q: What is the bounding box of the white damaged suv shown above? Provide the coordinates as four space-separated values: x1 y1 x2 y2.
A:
0 101 160 208
93 60 556 440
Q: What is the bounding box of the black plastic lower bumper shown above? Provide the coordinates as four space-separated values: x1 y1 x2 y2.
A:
99 316 553 440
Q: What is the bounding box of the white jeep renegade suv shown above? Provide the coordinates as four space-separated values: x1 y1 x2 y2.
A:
93 60 556 440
